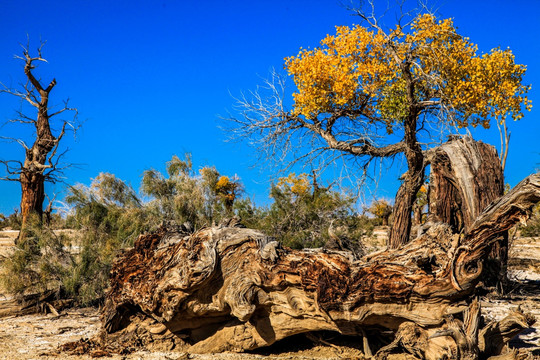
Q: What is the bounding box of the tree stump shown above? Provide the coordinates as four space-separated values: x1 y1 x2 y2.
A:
428 136 507 291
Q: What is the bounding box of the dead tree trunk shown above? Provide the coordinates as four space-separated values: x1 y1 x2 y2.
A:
0 42 76 236
428 136 507 290
429 136 504 232
97 174 540 358
18 49 61 228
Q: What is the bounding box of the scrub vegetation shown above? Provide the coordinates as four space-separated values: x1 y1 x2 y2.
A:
0 154 377 305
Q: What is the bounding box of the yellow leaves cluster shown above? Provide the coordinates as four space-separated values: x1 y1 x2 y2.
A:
278 173 311 196
285 25 396 120
285 13 531 129
216 175 230 190
215 176 239 202
369 199 392 218
410 14 531 126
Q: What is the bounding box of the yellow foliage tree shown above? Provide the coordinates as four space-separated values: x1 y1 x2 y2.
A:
369 199 392 226
231 10 531 248
277 173 311 197
214 175 241 214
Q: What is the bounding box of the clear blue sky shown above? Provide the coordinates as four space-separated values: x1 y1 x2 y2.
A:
0 0 539 215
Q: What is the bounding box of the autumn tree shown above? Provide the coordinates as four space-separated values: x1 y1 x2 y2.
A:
0 42 77 232
214 175 242 215
229 9 531 248
369 199 392 226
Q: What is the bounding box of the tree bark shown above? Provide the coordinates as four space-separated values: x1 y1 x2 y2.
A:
388 60 425 249
20 170 46 224
97 174 540 358
428 136 504 232
428 136 507 290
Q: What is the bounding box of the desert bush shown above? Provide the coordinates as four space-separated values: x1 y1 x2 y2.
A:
1 214 71 296
0 210 22 230
258 173 370 249
59 174 155 304
142 154 244 228
1 174 145 305
520 203 540 237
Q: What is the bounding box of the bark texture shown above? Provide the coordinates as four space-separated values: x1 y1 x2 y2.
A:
99 174 540 358
429 136 504 232
428 136 507 290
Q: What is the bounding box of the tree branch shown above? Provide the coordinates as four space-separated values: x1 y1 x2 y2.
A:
0 159 24 180
0 136 29 151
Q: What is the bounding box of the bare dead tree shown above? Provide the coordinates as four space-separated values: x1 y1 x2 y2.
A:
0 40 78 233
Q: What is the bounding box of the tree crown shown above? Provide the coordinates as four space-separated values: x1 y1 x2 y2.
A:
285 14 531 131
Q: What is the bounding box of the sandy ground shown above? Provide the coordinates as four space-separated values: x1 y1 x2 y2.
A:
0 230 539 359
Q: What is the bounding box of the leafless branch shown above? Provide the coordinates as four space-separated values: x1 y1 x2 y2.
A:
49 98 77 118
0 159 23 180
0 136 30 150
496 119 511 172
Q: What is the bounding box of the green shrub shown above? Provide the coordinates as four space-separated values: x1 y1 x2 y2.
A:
1 214 71 296
0 211 22 230
257 173 372 250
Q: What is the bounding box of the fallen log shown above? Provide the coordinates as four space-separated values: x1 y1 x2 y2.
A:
95 174 540 359
0 288 72 317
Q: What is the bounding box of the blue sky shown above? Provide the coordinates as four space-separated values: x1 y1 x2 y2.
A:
0 0 539 215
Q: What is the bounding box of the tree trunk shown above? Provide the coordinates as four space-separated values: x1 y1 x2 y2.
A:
14 52 63 233
428 136 507 290
95 174 540 358
388 110 424 249
20 171 46 225
429 136 504 232
413 203 423 225
389 179 419 248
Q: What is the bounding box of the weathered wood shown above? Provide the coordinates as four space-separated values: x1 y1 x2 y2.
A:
479 307 536 356
97 174 540 358
0 289 72 317
429 136 504 233
428 136 508 290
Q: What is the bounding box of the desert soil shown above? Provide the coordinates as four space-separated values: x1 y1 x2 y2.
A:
0 230 539 359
